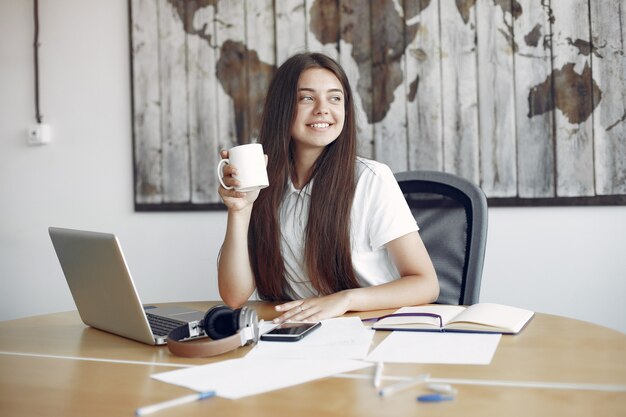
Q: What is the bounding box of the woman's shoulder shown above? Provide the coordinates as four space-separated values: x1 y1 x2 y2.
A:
355 157 395 181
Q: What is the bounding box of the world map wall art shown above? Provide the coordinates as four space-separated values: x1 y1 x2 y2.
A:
130 0 626 210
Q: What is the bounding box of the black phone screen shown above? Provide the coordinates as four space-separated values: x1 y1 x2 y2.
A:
260 322 321 341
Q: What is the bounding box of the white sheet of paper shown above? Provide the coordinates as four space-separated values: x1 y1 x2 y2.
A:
151 358 372 399
247 317 375 360
366 331 501 364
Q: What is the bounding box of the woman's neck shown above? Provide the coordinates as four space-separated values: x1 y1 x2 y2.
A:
292 147 323 189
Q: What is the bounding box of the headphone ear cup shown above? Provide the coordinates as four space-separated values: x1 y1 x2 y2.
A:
203 305 241 340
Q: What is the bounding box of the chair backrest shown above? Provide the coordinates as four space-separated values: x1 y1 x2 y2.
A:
395 171 488 305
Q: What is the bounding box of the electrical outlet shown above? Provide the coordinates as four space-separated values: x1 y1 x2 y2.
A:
27 124 51 145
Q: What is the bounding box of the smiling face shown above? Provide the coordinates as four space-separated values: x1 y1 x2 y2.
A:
290 68 346 158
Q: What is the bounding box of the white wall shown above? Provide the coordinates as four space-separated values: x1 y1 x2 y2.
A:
2 0 625 334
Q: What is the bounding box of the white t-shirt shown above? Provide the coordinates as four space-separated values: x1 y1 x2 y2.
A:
279 157 419 299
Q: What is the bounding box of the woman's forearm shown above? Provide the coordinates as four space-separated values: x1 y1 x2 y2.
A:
344 273 439 312
217 207 257 307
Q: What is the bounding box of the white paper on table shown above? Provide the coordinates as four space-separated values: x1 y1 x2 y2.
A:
247 317 375 360
366 331 501 364
151 357 372 399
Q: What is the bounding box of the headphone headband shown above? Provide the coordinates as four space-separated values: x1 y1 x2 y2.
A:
166 306 258 357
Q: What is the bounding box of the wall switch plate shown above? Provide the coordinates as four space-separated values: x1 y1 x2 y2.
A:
27 124 52 145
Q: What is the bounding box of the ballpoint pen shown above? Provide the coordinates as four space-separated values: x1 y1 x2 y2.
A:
378 373 429 397
135 391 216 416
373 362 384 389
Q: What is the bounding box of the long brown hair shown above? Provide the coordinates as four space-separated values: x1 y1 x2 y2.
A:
249 52 360 300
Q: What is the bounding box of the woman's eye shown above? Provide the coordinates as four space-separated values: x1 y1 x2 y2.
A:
299 96 313 102
330 95 343 102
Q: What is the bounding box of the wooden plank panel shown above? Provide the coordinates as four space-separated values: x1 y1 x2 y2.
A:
551 0 596 196
158 0 190 203
476 0 517 197
591 0 626 195
338 0 374 159
306 0 340 59
405 0 442 171
440 1 480 183
185 2 220 204
371 0 410 173
275 0 307 65
130 0 162 204
513 0 555 198
246 0 275 65
245 0 276 142
214 0 246 150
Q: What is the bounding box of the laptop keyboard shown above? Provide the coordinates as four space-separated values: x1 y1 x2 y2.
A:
146 313 184 336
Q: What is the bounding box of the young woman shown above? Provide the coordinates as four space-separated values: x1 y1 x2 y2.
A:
217 52 438 323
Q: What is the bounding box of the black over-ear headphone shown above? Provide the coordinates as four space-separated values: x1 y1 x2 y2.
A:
167 305 258 357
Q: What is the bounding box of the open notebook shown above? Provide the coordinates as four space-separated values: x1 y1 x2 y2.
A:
369 303 534 335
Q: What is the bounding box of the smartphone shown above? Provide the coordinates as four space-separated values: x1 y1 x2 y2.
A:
260 322 321 342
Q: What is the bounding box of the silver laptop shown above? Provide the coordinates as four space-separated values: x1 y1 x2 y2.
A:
48 227 205 345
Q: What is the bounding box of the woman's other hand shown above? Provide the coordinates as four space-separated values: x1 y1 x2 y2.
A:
272 291 353 324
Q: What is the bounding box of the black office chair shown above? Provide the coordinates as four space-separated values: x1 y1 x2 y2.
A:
395 171 488 305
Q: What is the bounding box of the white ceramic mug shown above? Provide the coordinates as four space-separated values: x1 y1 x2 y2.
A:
217 143 269 192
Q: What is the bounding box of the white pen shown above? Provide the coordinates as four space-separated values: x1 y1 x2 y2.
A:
373 362 384 388
135 391 216 416
427 383 458 395
378 374 429 397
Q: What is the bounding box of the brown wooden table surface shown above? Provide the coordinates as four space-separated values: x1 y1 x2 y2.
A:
1 301 625 416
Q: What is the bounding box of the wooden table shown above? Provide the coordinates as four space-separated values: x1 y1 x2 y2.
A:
1 301 625 416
